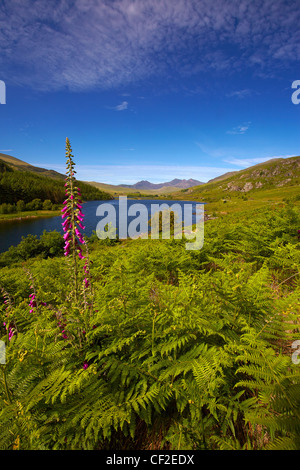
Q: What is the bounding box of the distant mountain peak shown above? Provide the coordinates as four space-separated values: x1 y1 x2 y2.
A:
120 178 204 190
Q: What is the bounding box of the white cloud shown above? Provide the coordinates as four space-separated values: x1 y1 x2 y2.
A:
224 155 294 167
226 122 251 135
114 101 128 111
226 89 252 99
0 0 299 91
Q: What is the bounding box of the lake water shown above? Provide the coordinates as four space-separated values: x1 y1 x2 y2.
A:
0 199 200 253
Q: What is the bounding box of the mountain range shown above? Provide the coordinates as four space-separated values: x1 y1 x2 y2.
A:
0 152 299 202
119 178 203 190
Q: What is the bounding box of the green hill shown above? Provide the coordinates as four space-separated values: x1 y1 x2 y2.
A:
0 153 66 180
172 155 300 218
0 154 113 206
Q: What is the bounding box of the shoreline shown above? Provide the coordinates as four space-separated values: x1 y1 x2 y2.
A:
0 210 61 223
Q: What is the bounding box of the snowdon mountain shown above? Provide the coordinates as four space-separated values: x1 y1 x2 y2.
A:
120 178 204 190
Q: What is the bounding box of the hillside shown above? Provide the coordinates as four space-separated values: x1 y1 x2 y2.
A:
0 153 65 180
196 156 299 194
0 156 113 205
173 155 300 217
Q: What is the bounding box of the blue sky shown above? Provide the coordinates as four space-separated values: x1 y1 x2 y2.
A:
0 0 299 184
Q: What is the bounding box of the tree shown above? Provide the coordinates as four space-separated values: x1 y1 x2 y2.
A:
43 199 53 211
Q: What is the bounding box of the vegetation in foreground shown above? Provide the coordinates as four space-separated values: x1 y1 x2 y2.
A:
0 140 299 450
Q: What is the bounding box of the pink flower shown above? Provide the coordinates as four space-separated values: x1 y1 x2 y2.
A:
63 232 71 241
8 327 14 341
83 361 89 370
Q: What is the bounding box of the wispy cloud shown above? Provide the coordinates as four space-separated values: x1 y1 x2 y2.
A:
111 101 128 111
115 101 128 111
0 0 299 91
226 122 251 135
224 155 294 167
226 89 252 99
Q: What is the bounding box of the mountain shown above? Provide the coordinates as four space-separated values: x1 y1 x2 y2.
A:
120 178 204 190
207 171 239 183
173 155 300 202
0 153 66 180
0 154 113 204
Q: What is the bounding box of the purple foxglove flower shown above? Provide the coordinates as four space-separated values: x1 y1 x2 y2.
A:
64 242 70 249
63 232 71 241
8 327 14 341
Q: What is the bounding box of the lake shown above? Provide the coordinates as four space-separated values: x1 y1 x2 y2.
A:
0 199 201 253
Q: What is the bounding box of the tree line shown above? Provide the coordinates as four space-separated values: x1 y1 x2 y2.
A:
0 158 112 208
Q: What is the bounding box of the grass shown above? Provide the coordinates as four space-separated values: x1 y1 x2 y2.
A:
0 209 61 222
173 184 300 218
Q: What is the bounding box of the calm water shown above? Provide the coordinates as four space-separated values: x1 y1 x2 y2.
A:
0 199 199 253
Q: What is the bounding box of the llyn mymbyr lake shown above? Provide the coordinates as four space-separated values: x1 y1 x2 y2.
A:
0 199 200 253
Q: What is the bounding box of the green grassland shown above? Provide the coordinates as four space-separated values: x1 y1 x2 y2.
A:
0 209 61 222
